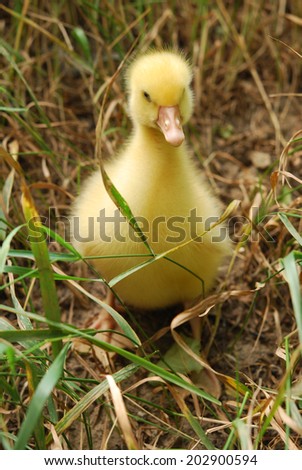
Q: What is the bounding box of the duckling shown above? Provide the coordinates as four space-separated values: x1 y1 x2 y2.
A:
72 49 230 345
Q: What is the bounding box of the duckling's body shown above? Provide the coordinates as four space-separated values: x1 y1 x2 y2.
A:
72 50 229 314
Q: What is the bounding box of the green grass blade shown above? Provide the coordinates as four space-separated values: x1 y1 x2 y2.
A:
0 306 220 405
279 213 302 246
46 363 139 444
52 273 141 347
0 343 20 402
0 318 37 349
0 45 50 127
0 329 71 342
22 187 62 357
182 405 216 449
8 249 78 263
0 341 46 449
100 166 155 255
0 167 15 240
72 27 92 65
0 107 26 113
0 376 20 403
40 225 80 257
108 200 239 287
234 418 252 449
14 343 69 450
0 225 26 274
282 252 302 345
8 272 34 333
0 5 92 73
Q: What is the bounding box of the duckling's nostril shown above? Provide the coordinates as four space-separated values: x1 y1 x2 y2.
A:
157 105 184 147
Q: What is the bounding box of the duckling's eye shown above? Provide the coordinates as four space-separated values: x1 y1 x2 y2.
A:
143 91 151 102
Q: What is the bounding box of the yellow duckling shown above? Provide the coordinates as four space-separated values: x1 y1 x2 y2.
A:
72 49 230 341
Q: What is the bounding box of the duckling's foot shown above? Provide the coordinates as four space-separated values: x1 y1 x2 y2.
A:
73 291 134 363
91 308 134 351
184 303 221 398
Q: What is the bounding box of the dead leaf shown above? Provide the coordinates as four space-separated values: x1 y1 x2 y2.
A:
106 375 139 450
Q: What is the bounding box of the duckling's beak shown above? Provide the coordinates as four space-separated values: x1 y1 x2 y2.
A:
157 106 185 147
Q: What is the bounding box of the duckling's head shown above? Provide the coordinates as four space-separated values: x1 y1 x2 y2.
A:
126 50 193 147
